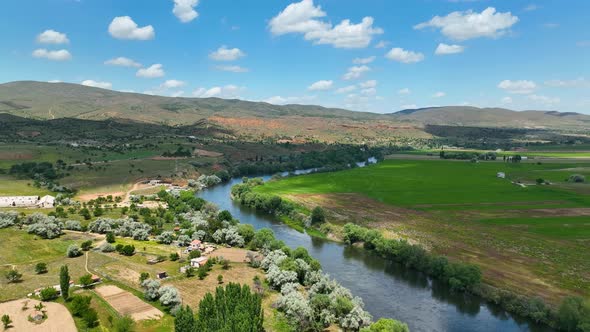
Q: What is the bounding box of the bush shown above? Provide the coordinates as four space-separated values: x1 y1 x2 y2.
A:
27 215 63 239
158 285 182 311
569 174 586 183
5 269 22 283
79 274 93 288
139 272 150 283
189 250 201 259
39 287 59 301
106 232 116 243
100 242 115 252
170 253 180 261
35 262 48 274
70 295 92 316
117 244 135 256
0 211 18 228
67 245 82 258
113 315 135 332
311 206 326 224
141 279 161 301
81 240 93 251
64 220 82 231
360 318 409 332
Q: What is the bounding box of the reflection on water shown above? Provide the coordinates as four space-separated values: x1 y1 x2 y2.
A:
197 172 553 332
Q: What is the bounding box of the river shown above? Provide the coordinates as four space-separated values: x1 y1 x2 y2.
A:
197 171 552 332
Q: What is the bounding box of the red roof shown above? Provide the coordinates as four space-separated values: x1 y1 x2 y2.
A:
190 239 201 245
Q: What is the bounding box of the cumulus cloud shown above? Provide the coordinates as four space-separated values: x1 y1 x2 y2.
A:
173 0 199 23
263 95 316 105
161 79 186 88
308 80 333 91
136 64 165 78
374 41 389 49
108 16 155 40
81 80 112 89
432 91 446 98
359 80 377 88
268 0 382 48
385 48 424 63
32 49 72 61
498 80 536 94
209 46 246 61
336 85 357 94
215 65 249 73
435 43 465 55
342 65 370 80
353 56 376 64
501 96 513 104
398 88 411 95
192 85 244 99
415 7 518 41
37 30 69 44
104 57 142 67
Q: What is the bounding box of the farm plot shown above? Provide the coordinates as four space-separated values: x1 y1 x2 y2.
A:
95 285 163 321
0 299 76 332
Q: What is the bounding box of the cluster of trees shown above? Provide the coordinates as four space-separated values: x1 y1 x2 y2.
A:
0 211 18 228
343 224 481 292
25 213 63 239
88 218 151 240
162 146 192 158
141 279 182 312
175 283 263 332
439 151 497 161
8 161 71 192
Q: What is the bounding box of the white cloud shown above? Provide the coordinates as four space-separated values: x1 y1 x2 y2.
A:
263 95 316 105
501 96 513 104
432 91 446 98
336 85 357 94
342 65 370 80
385 48 424 63
398 88 411 95
37 30 69 44
104 57 142 68
353 56 376 64
81 80 112 89
545 78 589 88
192 85 244 99
360 88 377 96
32 49 72 61
108 16 155 40
209 46 246 61
359 80 377 88
528 94 560 106
414 7 518 41
48 80 62 83
268 0 383 49
308 80 333 91
173 0 199 23
136 64 165 78
161 79 186 89
374 41 389 49
498 80 536 94
524 4 539 11
215 65 249 73
435 43 465 55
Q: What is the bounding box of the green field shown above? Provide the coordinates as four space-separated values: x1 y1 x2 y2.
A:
256 159 590 210
254 159 590 301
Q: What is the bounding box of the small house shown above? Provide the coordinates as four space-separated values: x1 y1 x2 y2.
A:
497 172 506 179
188 239 203 251
190 257 208 268
37 195 55 208
91 275 101 283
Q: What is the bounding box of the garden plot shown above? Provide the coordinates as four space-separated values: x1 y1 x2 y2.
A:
95 285 162 321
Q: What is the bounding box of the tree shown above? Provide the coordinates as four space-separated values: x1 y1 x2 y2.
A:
106 232 116 243
536 178 545 185
67 245 81 258
35 262 48 274
170 253 180 261
217 275 224 284
188 250 201 259
5 269 22 283
174 306 195 332
158 286 182 311
83 308 99 328
311 206 326 224
79 274 93 288
139 272 150 283
141 279 161 301
40 287 59 301
60 265 70 300
70 295 92 316
1 314 12 329
113 315 135 332
81 240 93 251
185 267 195 278
198 267 208 280
558 296 583 332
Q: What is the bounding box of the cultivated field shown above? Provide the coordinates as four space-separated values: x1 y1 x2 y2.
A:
255 159 590 302
95 285 163 321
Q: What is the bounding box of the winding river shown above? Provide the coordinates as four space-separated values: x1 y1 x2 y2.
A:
197 171 552 332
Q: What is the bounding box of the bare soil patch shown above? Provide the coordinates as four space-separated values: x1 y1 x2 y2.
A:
0 299 76 332
0 151 34 160
95 285 162 321
193 149 223 157
209 247 249 263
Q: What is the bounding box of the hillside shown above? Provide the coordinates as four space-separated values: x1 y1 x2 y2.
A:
390 106 590 131
0 81 426 143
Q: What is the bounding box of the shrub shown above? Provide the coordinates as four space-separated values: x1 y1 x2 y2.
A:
70 295 92 316
0 211 18 228
100 242 115 252
27 215 63 239
67 245 82 257
189 250 201 259
64 220 82 231
83 308 99 328
170 253 180 261
139 272 150 283
113 315 135 332
106 232 116 243
311 206 326 224
5 269 22 283
157 231 175 244
81 240 93 251
217 275 223 284
35 262 48 274
158 285 182 311
39 287 59 301
117 244 135 256
1 314 12 329
569 174 586 183
79 274 93 288
141 279 161 301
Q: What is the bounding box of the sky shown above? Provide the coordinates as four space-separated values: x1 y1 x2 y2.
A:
1 0 589 114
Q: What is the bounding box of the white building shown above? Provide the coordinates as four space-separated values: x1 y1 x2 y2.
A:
0 195 55 208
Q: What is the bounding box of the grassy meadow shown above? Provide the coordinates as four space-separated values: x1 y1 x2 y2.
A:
254 159 590 301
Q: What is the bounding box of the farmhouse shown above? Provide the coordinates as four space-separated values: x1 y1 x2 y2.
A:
0 195 55 208
188 239 203 251
190 256 209 268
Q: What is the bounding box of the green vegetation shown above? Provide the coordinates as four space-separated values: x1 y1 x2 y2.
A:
60 265 70 300
476 216 590 240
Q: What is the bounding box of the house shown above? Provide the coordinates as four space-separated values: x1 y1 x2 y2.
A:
497 172 506 179
190 257 208 268
37 195 55 208
90 275 101 283
188 239 203 251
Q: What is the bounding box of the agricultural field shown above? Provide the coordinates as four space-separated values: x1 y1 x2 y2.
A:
255 159 590 303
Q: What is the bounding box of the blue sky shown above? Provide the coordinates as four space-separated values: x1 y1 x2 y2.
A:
1 0 589 113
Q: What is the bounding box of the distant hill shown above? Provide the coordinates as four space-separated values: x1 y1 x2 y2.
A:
389 106 590 131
